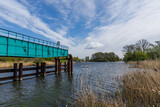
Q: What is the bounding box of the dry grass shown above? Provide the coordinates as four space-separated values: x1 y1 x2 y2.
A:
45 61 55 65
123 70 160 106
128 60 160 71
123 60 160 106
0 61 33 68
76 88 125 107
0 61 55 68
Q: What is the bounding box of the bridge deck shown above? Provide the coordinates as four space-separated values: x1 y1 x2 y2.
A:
0 28 68 58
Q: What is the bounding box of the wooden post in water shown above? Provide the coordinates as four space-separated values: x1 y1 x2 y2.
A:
13 63 17 81
58 59 61 74
55 57 58 74
19 63 23 81
68 57 70 74
71 59 73 73
68 54 73 75
36 63 39 77
41 63 43 77
43 62 46 77
68 56 71 75
64 62 67 72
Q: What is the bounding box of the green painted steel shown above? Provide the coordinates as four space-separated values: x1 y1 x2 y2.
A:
0 28 68 58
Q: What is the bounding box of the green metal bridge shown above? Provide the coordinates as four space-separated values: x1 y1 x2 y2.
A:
0 28 68 58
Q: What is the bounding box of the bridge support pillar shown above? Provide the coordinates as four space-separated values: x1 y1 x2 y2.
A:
68 54 73 75
41 63 43 77
19 63 23 81
64 62 67 72
13 63 17 81
36 63 39 77
55 57 58 75
41 62 46 77
43 62 46 77
58 59 62 74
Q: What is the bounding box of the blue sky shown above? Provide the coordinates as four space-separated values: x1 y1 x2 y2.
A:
0 0 160 58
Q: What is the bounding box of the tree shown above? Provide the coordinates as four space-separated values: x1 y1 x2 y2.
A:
146 41 160 59
73 57 83 62
134 51 148 60
123 44 136 53
91 52 104 62
123 39 150 62
85 56 90 61
91 52 119 62
135 39 151 53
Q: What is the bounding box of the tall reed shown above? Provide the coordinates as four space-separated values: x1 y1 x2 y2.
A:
75 61 160 106
123 60 160 106
123 70 160 106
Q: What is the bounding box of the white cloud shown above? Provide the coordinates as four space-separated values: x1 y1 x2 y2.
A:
0 0 74 47
73 0 96 18
84 37 103 49
45 0 73 18
45 0 96 27
76 0 160 58
85 42 103 49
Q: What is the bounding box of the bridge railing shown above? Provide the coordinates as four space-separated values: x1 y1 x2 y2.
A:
0 28 69 50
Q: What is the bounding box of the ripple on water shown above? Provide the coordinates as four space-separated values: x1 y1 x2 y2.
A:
0 62 130 106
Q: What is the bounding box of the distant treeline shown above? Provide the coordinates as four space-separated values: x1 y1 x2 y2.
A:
123 39 160 62
73 57 84 62
90 52 120 62
88 39 160 62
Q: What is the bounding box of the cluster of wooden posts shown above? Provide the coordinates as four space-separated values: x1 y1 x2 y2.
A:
0 55 73 82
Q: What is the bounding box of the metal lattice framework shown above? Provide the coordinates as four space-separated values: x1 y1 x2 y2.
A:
0 28 68 58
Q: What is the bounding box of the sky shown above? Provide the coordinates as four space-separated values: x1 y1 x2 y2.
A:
0 0 160 58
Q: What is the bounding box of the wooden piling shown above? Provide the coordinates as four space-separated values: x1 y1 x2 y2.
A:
19 63 23 81
58 59 61 74
36 63 39 77
71 59 73 73
41 63 43 77
13 63 17 81
43 62 46 77
55 57 58 74
68 54 73 75
0 54 74 82
64 62 67 72
68 58 71 74
70 54 73 73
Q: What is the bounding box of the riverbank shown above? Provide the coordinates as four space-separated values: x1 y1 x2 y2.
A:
0 57 61 68
0 57 76 68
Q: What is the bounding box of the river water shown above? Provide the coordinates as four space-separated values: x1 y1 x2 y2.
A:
0 62 133 106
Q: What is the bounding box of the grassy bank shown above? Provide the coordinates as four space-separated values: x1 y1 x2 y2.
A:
0 57 56 68
0 57 76 68
0 61 55 68
75 60 160 106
